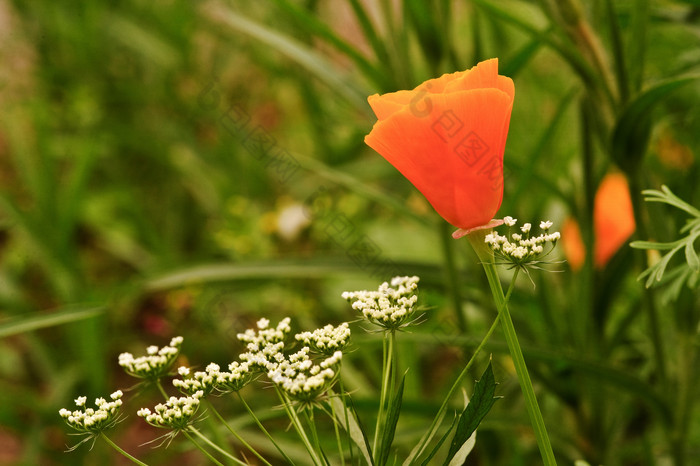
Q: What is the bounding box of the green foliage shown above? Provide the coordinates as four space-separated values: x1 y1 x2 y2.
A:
444 362 498 464
2 0 700 464
631 186 700 298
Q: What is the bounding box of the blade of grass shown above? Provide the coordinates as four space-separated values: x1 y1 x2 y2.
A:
604 0 629 103
378 372 405 466
270 0 388 89
611 75 700 173
628 0 649 94
0 304 104 339
202 2 367 109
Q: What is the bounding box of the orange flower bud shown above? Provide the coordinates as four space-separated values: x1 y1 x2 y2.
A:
364 59 514 231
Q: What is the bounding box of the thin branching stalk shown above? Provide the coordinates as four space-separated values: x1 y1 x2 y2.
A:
183 429 226 466
187 426 247 466
276 388 323 466
206 401 272 466
236 392 296 465
100 433 149 466
373 330 393 456
468 232 557 465
410 272 521 461
328 395 346 466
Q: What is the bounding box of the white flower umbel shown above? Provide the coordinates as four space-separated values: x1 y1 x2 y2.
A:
237 318 291 372
485 218 561 274
173 363 220 396
118 336 183 380
137 391 204 432
295 322 351 355
215 361 256 393
267 347 342 406
59 390 124 435
342 276 420 331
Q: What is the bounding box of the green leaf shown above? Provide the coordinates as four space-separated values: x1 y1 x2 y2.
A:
202 4 368 109
378 373 406 466
0 304 104 339
642 186 700 218
627 0 649 93
472 0 598 88
447 432 476 466
684 233 700 272
270 0 388 89
604 0 629 103
419 415 458 466
630 240 683 251
502 36 544 78
402 407 447 466
330 396 374 466
444 362 498 464
347 0 391 81
405 0 444 69
611 76 700 173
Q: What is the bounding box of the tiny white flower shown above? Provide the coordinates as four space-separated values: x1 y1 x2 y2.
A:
540 220 553 230
503 216 517 227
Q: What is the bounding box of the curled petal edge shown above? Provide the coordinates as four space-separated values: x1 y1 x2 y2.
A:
452 219 505 239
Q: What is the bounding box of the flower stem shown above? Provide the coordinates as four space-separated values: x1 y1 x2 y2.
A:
411 314 501 460
373 329 394 457
183 429 226 466
276 388 323 466
100 433 149 466
187 426 247 466
337 379 354 463
468 232 557 465
155 379 169 400
236 392 296 465
206 401 272 466
440 222 467 331
328 394 346 466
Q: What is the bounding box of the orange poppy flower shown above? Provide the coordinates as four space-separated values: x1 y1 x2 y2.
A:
364 59 515 234
563 173 636 270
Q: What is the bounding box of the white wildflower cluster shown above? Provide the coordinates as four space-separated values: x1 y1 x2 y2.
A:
118 336 183 380
59 391 123 434
173 363 219 396
137 391 203 431
342 276 420 330
174 361 255 396
295 322 351 355
215 361 256 393
267 346 342 405
486 217 560 269
238 318 291 371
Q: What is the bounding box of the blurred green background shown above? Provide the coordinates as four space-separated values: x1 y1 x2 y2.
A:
1 0 700 464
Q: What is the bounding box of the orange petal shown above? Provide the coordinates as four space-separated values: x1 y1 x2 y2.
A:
562 218 585 271
365 87 513 230
594 173 636 267
367 59 513 121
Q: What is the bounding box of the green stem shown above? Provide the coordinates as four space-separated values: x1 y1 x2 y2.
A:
468 232 557 465
187 427 247 466
183 430 226 466
337 379 354 464
372 331 391 456
237 393 296 465
303 409 329 466
411 314 502 460
440 222 467 331
328 395 346 466
155 379 169 400
276 389 323 466
207 401 272 466
100 433 149 466
628 171 667 383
